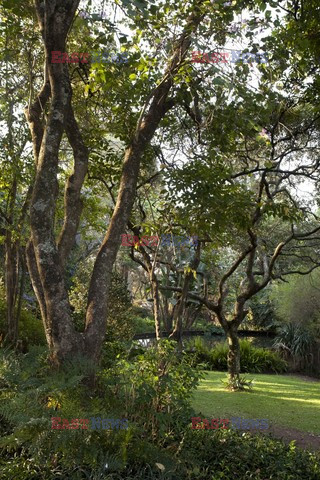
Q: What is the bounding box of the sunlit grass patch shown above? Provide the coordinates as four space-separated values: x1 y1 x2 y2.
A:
192 371 320 434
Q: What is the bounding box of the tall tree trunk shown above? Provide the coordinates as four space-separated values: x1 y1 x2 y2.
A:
160 265 173 332
26 1 85 365
226 326 241 384
5 235 19 345
128 224 162 341
84 6 205 362
161 294 172 332
170 244 201 344
151 274 161 341
16 248 26 326
185 304 202 329
226 298 249 385
4 173 19 346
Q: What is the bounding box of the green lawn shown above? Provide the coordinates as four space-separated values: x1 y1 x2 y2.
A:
192 371 320 435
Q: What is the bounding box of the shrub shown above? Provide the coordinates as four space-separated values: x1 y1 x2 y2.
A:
177 428 320 480
132 315 155 334
0 346 131 474
99 339 204 443
187 336 212 368
204 324 226 336
238 339 287 374
190 338 287 373
0 297 45 347
274 322 316 358
209 341 229 370
273 322 319 375
1 421 320 479
0 340 203 476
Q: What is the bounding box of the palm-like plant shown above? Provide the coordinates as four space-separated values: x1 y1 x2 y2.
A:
273 322 316 370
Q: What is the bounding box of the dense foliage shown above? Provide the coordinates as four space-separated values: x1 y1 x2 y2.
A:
0 346 319 480
0 341 202 475
189 338 288 374
0 290 45 347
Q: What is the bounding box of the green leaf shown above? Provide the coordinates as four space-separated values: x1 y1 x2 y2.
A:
212 77 225 86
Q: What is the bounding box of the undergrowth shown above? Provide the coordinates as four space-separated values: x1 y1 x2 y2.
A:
0 342 318 479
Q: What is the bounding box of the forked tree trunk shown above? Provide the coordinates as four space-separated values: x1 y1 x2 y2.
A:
25 0 206 367
26 1 86 365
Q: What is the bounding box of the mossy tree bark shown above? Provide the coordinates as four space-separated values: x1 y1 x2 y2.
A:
25 0 206 366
